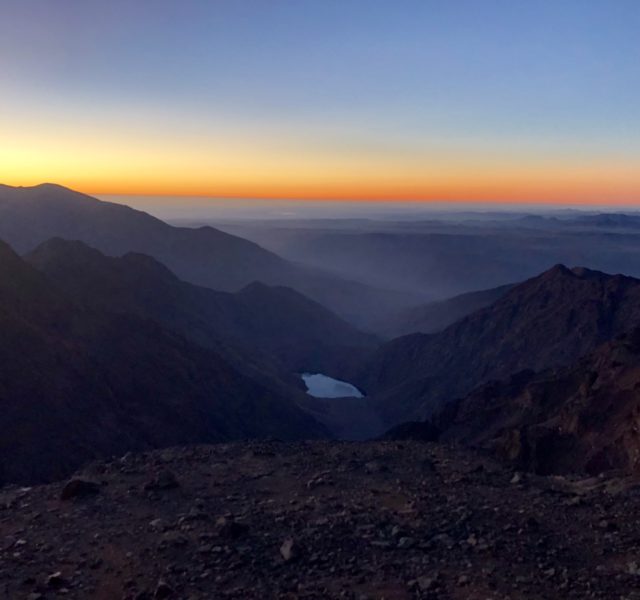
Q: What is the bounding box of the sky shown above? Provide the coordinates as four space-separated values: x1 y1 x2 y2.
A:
1 0 639 204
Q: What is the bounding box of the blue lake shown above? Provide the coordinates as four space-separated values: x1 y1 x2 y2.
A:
301 373 364 399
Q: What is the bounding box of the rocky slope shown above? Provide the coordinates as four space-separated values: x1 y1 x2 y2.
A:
2 440 640 599
0 241 325 485
360 265 640 426
438 326 640 476
381 283 514 338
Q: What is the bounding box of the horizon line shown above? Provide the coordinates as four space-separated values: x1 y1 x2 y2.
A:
4 182 640 208
101 191 640 209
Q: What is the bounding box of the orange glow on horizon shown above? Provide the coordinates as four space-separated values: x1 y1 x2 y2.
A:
2 117 638 206
6 171 639 207
2 2 639 208
3 176 639 206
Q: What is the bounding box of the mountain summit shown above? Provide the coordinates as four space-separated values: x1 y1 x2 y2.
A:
359 264 640 426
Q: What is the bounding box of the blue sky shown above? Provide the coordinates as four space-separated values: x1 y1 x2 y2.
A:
1 0 639 202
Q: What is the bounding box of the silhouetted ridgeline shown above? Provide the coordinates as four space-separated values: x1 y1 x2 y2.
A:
0 184 415 330
359 265 640 427
0 239 327 484
5 183 640 488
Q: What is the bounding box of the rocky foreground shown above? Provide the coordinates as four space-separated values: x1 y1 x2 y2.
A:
2 441 640 599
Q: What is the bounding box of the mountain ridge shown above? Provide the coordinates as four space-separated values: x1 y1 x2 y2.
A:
0 240 327 484
26 237 377 379
380 282 515 337
358 263 640 427
0 183 410 329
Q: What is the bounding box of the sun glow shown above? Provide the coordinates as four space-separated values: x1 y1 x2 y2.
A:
1 1 638 205
1 113 638 204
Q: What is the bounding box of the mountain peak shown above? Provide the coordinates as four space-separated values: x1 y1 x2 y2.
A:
0 182 75 192
28 237 105 267
0 182 79 195
542 263 574 278
361 262 640 426
240 280 272 293
570 266 610 280
27 239 180 286
33 236 99 253
0 238 18 258
30 182 70 191
537 264 612 282
0 239 35 275
527 265 623 288
0 240 30 286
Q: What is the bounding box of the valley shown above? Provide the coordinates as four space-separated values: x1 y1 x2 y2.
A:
3 184 640 598
5 184 640 473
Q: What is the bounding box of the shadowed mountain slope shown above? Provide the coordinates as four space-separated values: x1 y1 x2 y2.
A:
381 283 514 337
439 327 640 476
26 238 377 378
359 265 640 426
0 184 411 328
0 240 325 484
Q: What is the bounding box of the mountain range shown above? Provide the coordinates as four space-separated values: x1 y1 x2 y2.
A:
0 240 328 484
27 238 376 380
6 182 640 485
0 184 410 330
218 212 640 305
359 264 640 427
379 283 514 338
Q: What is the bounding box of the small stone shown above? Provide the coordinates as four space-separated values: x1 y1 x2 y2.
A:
61 478 100 500
280 538 299 562
160 531 188 547
416 575 438 591
526 516 540 530
145 470 179 491
599 519 617 531
216 516 249 539
46 571 66 588
154 580 174 598
364 461 388 474
397 536 415 549
149 518 166 531
370 540 392 549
